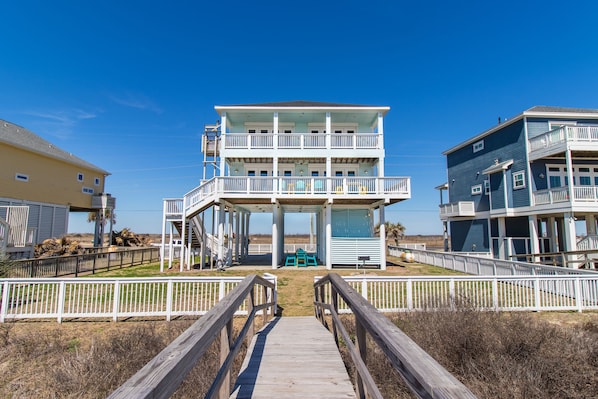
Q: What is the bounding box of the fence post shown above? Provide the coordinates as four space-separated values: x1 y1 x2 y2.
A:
92 253 97 274
112 280 120 322
166 280 173 321
361 278 368 300
492 278 499 311
406 279 413 310
0 281 9 323
574 277 583 313
75 256 80 277
534 278 540 312
449 278 455 309
219 320 233 399
57 281 66 323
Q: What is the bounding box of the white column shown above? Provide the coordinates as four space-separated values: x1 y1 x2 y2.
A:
565 149 574 203
179 213 186 272
219 113 227 175
245 212 251 257
548 216 557 252
218 205 225 267
528 215 540 262
325 205 332 269
272 204 279 269
563 212 578 262
326 157 332 195
377 112 385 177
586 214 596 236
325 112 331 149
235 211 240 262
228 207 234 265
160 201 167 272
379 206 387 270
200 211 206 268
497 217 506 260
273 112 278 150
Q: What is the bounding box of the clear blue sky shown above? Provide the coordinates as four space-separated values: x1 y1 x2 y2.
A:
2 1 598 235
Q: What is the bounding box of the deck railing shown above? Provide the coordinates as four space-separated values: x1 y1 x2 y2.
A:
180 176 410 214
529 125 598 153
4 247 160 278
0 274 277 323
388 246 598 276
315 274 598 314
314 273 478 399
109 274 276 399
224 133 380 150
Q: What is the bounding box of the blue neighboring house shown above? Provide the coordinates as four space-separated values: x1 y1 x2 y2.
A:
440 106 598 263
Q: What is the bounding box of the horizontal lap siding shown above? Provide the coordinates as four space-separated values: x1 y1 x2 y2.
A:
330 238 380 265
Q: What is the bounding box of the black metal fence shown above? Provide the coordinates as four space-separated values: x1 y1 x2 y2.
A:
3 247 160 278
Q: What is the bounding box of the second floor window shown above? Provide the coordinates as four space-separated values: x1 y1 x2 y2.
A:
513 171 526 189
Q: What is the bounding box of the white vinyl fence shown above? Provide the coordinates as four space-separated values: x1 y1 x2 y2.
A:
317 275 598 313
0 274 277 323
388 246 598 276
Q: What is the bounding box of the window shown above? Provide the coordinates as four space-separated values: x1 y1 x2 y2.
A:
77 173 84 182
580 176 591 186
82 187 94 194
248 171 256 176
513 171 526 189
347 171 356 177
473 140 484 153
94 177 100 186
248 129 256 134
283 171 292 177
484 180 490 194
15 173 29 182
471 184 482 195
549 176 561 188
335 171 343 176
260 171 268 176
311 171 319 176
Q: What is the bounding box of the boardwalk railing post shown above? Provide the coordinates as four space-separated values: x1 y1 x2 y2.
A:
112 280 120 322
219 319 233 399
166 280 173 321
331 284 340 348
247 289 255 346
355 317 367 399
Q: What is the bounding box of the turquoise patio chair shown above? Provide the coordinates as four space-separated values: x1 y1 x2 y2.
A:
296 249 307 267
306 253 317 266
284 255 296 267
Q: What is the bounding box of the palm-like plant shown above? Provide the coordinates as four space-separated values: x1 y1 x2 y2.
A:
375 221 405 245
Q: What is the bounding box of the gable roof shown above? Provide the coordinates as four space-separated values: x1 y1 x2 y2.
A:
443 105 598 155
0 119 109 174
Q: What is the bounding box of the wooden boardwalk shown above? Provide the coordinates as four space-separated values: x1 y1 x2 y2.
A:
230 316 356 399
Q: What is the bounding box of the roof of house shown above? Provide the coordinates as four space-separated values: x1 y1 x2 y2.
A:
215 100 390 114
443 105 598 155
0 119 110 174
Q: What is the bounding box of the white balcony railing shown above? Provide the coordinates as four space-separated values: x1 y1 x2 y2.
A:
439 201 475 219
177 176 410 215
224 133 380 150
533 186 598 205
529 125 598 155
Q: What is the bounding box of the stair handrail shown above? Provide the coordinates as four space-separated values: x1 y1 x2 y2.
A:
314 273 478 399
109 274 276 399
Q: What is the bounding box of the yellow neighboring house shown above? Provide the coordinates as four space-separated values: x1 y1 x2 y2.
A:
0 119 113 258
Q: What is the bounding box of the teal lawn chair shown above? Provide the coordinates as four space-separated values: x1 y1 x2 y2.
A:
296 249 307 267
284 254 296 267
306 253 317 266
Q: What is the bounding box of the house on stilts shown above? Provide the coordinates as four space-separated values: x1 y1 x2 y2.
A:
161 101 410 270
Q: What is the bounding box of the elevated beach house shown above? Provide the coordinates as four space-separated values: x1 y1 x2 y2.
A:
439 106 598 263
161 101 410 270
0 119 113 258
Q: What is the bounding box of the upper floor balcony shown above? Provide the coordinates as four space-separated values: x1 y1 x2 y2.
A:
439 201 475 220
176 176 410 217
528 125 598 161
213 133 380 152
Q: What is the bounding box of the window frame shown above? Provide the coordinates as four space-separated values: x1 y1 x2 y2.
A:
15 173 29 182
513 170 526 190
472 140 484 153
471 184 482 195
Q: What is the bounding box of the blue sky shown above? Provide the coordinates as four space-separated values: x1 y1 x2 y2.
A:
2 1 598 235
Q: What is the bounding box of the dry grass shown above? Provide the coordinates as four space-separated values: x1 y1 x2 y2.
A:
338 309 598 399
0 319 248 398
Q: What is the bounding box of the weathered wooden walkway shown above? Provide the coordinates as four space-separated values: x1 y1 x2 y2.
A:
230 316 356 399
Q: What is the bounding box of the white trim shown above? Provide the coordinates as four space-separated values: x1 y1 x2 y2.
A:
77 172 84 182
471 184 482 195
472 140 484 153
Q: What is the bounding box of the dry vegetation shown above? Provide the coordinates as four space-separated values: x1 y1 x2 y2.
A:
0 320 247 398
338 309 598 399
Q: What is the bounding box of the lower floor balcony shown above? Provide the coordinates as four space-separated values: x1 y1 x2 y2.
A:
439 201 475 220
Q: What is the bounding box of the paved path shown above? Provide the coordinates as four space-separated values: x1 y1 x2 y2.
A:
230 316 356 398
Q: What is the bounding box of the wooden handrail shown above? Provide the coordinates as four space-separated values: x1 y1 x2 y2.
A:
109 274 276 399
314 273 478 399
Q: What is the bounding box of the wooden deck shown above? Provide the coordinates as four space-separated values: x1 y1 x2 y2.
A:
230 316 356 399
